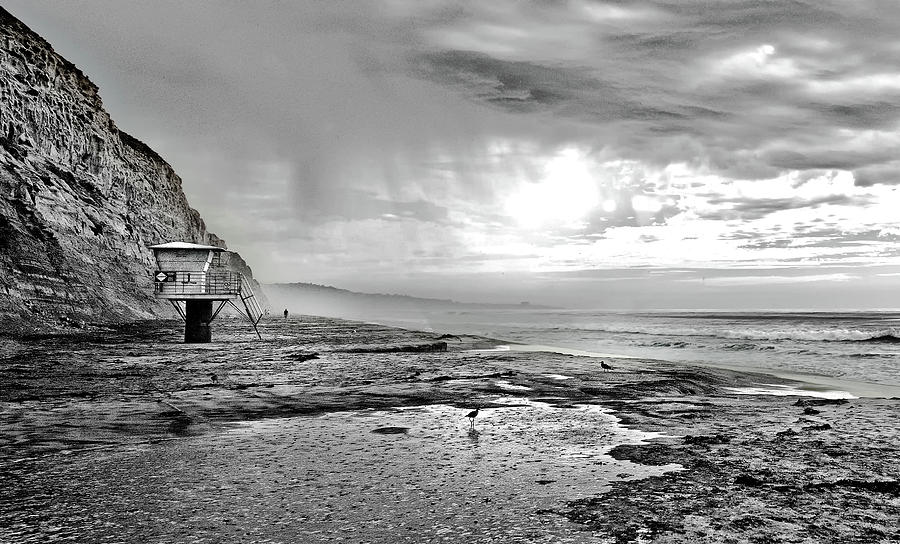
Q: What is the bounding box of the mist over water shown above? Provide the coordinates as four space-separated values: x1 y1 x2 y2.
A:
360 309 900 388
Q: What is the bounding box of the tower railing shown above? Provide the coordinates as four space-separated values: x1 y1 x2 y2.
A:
153 271 242 297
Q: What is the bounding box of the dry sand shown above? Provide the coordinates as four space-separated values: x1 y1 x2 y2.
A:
1 316 898 543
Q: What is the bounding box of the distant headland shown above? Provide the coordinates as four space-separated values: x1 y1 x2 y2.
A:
265 282 557 318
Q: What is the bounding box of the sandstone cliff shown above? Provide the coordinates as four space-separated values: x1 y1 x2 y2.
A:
0 8 264 332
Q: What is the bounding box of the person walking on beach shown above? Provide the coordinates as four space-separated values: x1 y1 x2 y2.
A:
283 308 289 319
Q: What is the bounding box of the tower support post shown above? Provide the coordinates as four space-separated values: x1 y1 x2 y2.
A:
184 300 213 343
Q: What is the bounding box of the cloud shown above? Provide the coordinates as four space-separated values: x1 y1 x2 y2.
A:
853 162 900 186
682 273 856 286
403 1 900 177
701 194 858 221
763 148 897 172
414 51 599 113
414 50 731 127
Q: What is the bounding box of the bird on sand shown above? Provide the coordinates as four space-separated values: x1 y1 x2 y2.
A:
600 361 613 372
466 408 479 430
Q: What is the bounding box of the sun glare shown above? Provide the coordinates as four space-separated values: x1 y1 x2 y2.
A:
506 148 599 228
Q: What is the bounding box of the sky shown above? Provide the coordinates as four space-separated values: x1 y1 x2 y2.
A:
7 0 900 309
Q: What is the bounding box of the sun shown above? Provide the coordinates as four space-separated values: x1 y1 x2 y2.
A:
506 148 600 229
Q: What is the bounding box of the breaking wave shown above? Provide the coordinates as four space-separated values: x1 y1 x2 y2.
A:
855 334 900 343
568 323 900 343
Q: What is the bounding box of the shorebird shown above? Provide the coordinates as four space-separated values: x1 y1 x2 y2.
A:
466 408 479 430
600 361 613 372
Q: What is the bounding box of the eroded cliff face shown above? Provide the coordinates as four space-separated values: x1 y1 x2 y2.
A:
0 8 263 332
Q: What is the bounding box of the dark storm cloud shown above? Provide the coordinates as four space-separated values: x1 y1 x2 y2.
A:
415 51 596 111
732 222 900 254
659 0 847 31
853 163 900 186
409 0 900 176
808 101 900 130
699 194 860 221
764 149 898 172
603 30 702 56
415 50 731 126
14 0 900 198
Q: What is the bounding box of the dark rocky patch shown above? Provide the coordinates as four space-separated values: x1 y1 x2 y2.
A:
370 426 409 435
683 434 731 446
775 428 798 438
793 398 848 407
802 422 832 431
607 443 680 466
735 474 766 487
342 341 448 353
286 351 319 362
804 479 900 495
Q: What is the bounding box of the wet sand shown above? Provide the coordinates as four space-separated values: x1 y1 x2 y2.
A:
1 316 898 543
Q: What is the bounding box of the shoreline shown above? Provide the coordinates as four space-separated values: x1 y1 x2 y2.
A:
8 315 899 399
484 340 900 400
361 313 900 401
2 316 898 542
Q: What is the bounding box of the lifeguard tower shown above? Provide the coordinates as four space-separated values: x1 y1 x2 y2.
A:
149 242 263 342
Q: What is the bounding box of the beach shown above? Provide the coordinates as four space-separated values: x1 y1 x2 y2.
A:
1 316 898 543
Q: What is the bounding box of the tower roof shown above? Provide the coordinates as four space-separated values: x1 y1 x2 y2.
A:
148 242 227 251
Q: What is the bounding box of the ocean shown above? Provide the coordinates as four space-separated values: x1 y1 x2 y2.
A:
366 309 900 392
